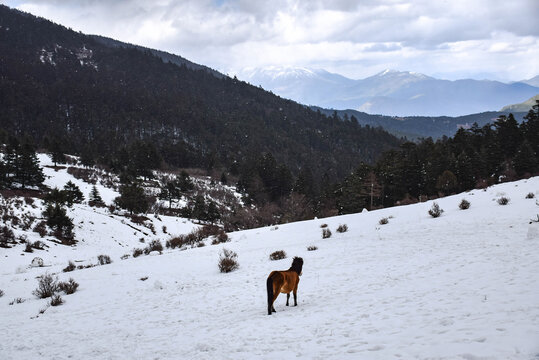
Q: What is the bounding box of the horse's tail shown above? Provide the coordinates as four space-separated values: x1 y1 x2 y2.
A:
267 273 274 315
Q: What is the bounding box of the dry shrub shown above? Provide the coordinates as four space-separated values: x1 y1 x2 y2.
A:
211 230 229 245
66 167 97 184
33 221 47 238
33 274 59 299
320 224 328 228
307 245 318 251
379 217 389 225
50 294 63 306
58 278 79 295
130 214 150 225
166 236 184 249
168 226 228 248
97 254 112 265
336 224 348 233
32 240 45 250
144 240 163 254
132 248 143 258
218 248 239 273
525 192 535 199
428 202 444 218
497 197 510 205
269 250 287 261
322 228 332 239
9 297 25 305
24 242 34 253
459 199 471 210
63 261 76 272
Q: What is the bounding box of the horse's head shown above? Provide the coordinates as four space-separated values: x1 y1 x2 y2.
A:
291 256 303 276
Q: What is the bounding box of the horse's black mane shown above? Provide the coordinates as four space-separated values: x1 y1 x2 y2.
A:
289 257 303 274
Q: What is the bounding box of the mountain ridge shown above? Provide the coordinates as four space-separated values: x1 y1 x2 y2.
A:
239 66 539 117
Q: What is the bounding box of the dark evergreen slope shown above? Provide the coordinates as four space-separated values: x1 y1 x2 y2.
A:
0 5 400 182
90 35 224 79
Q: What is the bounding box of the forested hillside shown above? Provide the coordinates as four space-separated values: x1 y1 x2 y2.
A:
0 5 399 186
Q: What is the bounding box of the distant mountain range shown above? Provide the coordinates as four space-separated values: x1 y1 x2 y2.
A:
239 67 539 117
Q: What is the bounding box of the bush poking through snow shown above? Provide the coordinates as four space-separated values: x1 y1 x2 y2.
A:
144 240 163 254
269 250 287 261
50 294 63 306
218 248 239 273
33 221 47 238
97 255 112 265
211 230 229 245
322 228 332 239
307 245 318 251
379 217 389 225
33 274 59 299
58 278 79 295
497 197 510 205
24 241 34 253
320 224 328 228
32 240 45 250
428 202 444 218
0 289 4 297
525 192 535 199
336 224 348 233
63 261 76 272
132 248 143 258
459 199 471 210
9 298 25 305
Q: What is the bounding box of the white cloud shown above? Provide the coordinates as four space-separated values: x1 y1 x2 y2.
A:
6 0 539 80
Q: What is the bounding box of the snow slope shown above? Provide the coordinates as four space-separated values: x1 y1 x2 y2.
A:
1 176 538 359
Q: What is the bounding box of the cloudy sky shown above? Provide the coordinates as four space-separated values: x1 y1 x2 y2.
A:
3 0 538 81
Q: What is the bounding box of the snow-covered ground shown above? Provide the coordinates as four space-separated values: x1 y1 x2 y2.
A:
1 168 538 359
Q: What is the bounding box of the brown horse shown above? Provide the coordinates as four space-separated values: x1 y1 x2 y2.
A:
266 257 303 315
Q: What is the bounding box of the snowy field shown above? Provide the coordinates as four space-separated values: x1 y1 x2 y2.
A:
1 170 538 359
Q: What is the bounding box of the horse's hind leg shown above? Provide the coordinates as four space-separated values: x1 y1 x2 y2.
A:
271 291 279 312
286 293 290 306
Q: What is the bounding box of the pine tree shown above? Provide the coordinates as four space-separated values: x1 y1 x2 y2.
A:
49 138 66 167
191 195 207 221
513 140 537 175
63 181 84 206
43 203 75 243
206 201 221 224
436 170 458 195
89 185 105 207
16 141 44 189
44 188 67 206
0 157 7 189
114 182 148 214
220 172 228 185
159 181 180 210
177 170 194 192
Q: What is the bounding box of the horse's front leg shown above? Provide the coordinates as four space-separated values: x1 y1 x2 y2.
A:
286 293 290 306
